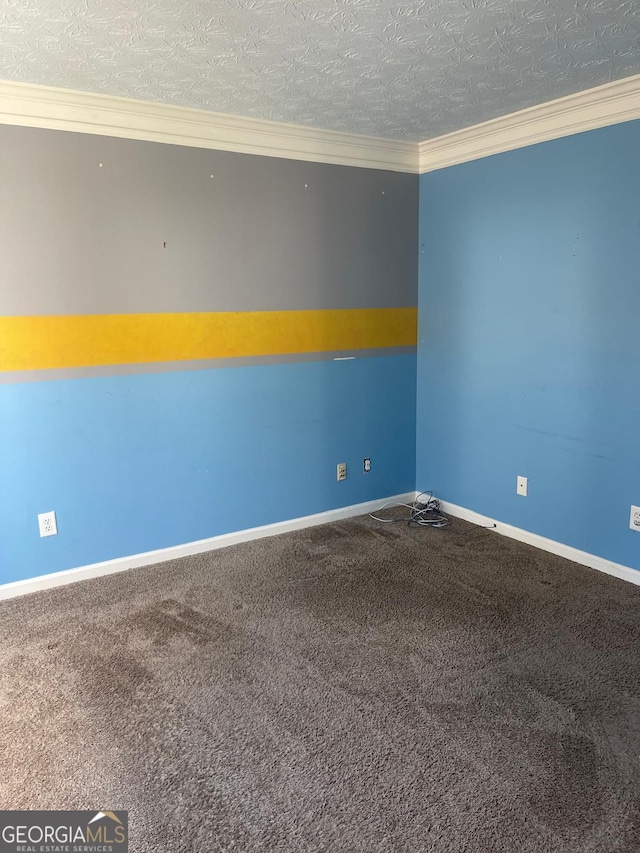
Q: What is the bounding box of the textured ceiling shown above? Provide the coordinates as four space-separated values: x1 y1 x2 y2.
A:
1 0 638 140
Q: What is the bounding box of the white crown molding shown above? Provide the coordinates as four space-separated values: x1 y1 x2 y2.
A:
435 496 640 588
0 79 419 174
1 74 639 177
0 492 415 601
419 73 640 173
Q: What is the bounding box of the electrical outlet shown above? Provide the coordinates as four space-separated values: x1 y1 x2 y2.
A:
337 462 347 482
630 506 640 532
38 510 57 538
516 476 528 497
363 457 371 473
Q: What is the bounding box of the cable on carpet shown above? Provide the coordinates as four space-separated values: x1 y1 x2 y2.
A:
369 492 450 528
370 492 498 534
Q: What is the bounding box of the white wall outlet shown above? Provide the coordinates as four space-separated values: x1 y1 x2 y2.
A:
630 506 640 532
516 476 528 497
38 511 57 537
337 462 347 481
363 457 371 473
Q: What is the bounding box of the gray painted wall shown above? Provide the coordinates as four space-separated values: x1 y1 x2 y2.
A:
0 125 418 316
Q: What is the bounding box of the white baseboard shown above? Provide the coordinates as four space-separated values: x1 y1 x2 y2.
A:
0 492 415 602
4 491 636 601
437 497 640 587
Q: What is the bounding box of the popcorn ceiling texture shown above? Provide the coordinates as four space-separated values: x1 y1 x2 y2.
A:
1 0 639 140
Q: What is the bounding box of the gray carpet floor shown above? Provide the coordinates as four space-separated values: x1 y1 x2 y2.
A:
1 513 640 852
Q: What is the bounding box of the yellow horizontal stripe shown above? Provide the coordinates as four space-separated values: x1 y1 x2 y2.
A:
0 308 416 372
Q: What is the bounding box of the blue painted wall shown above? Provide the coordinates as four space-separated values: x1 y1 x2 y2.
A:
0 125 418 588
417 120 640 572
0 356 416 584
